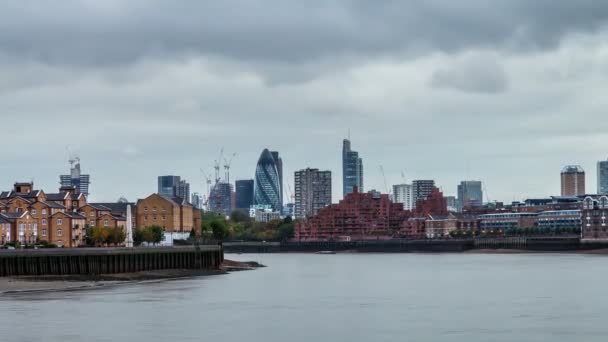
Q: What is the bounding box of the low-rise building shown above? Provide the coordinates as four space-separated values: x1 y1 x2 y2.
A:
425 213 457 238
536 210 581 231
582 196 608 239
478 212 538 231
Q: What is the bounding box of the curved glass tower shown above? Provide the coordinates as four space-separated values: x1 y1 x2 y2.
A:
254 149 282 211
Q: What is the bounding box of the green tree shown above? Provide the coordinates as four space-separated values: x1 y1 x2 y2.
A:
148 225 165 245
107 227 126 246
210 220 229 240
230 210 251 223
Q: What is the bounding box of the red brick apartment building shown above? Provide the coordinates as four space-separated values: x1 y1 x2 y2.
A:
295 187 449 241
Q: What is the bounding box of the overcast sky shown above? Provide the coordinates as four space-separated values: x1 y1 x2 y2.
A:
1 0 608 203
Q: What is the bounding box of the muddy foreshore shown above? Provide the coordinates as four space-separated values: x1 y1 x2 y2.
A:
0 260 264 295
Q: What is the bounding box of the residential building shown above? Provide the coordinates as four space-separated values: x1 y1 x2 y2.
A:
581 196 608 239
414 187 448 217
295 187 411 241
59 157 91 197
235 179 254 210
536 210 581 231
412 180 435 205
598 159 608 195
425 213 458 238
176 179 190 202
254 208 281 223
342 139 364 197
392 184 413 210
478 212 538 231
208 182 233 216
136 194 201 245
561 165 585 196
294 168 332 219
254 149 282 211
457 180 483 212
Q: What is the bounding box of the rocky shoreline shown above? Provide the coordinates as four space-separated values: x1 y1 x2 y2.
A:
0 259 263 295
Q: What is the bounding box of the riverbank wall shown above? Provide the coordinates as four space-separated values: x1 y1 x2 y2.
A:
224 237 601 253
0 246 224 277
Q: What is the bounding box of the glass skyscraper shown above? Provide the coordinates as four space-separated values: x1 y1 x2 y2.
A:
235 179 254 210
457 180 483 212
254 149 282 211
598 159 608 195
59 158 91 197
342 139 363 197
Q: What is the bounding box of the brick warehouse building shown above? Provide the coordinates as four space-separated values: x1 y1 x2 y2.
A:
0 182 201 247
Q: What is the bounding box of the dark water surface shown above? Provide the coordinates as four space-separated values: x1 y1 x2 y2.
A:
1 253 607 342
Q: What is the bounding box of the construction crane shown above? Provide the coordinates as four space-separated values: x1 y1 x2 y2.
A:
200 168 213 198
287 183 295 203
213 148 224 185
379 165 390 195
223 152 237 184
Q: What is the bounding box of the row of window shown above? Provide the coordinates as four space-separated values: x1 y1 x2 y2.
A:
143 215 166 222
143 207 167 213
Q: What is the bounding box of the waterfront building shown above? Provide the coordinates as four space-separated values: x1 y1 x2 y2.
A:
392 184 413 210
294 168 332 219
561 165 585 196
478 212 538 231
598 159 608 195
412 180 435 205
295 187 411 241
415 187 448 217
342 139 364 197
254 149 282 211
425 213 458 238
457 180 483 212
208 182 233 216
536 210 581 231
136 194 201 245
235 179 254 211
59 158 91 197
581 196 608 239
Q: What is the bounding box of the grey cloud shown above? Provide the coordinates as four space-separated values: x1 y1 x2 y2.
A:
430 53 508 93
1 0 608 68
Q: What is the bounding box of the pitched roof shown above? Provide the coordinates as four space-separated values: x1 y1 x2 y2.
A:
0 190 42 200
1 212 28 219
42 201 66 209
89 203 112 211
46 193 68 201
89 202 135 215
0 216 11 224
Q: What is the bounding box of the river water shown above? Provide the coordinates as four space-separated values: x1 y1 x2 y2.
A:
1 253 607 342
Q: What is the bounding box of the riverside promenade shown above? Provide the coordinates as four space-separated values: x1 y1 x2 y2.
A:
0 246 224 277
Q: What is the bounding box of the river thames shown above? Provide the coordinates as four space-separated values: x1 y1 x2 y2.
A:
1 253 607 342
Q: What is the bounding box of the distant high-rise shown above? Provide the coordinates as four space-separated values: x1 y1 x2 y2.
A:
294 168 332 219
342 139 363 197
235 179 254 210
208 182 233 216
157 175 190 201
270 151 283 210
158 175 181 197
412 180 435 205
457 180 483 212
59 157 91 197
254 149 282 211
392 184 413 210
598 159 608 195
191 192 203 209
561 165 585 196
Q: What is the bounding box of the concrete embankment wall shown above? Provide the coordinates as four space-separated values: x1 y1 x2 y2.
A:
225 237 604 253
0 246 224 277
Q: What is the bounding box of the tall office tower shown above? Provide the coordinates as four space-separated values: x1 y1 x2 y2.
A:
176 179 190 201
561 165 585 196
208 182 233 216
457 180 483 212
412 180 435 206
254 149 282 211
342 139 364 197
191 192 203 209
445 196 458 212
59 157 91 197
392 184 413 210
235 179 254 210
270 151 283 210
598 159 608 195
294 168 332 219
158 175 181 197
